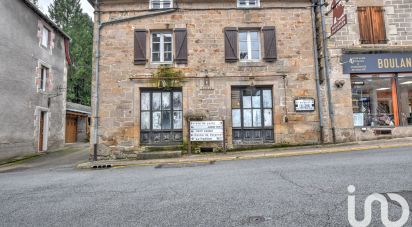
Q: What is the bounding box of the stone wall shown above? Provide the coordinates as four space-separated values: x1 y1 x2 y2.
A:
92 0 322 159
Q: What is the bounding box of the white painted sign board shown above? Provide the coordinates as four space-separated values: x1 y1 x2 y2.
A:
353 113 364 127
294 98 315 112
190 121 224 141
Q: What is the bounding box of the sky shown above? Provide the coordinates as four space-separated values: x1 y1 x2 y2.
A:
38 0 94 18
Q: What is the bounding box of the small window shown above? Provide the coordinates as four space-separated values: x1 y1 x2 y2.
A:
151 32 173 63
41 27 50 48
237 0 260 8
150 0 173 9
239 31 260 62
40 66 48 92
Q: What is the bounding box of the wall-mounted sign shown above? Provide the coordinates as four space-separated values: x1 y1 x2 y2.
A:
330 0 347 36
190 121 223 141
343 53 412 74
294 98 315 112
353 113 364 127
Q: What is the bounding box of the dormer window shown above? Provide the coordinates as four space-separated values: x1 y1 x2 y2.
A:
237 0 260 8
150 0 173 9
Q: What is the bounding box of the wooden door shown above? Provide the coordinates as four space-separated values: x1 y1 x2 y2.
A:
39 112 44 151
65 115 77 143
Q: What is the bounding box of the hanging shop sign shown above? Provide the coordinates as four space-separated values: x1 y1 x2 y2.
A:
294 98 315 112
330 0 347 36
190 121 224 141
343 53 412 74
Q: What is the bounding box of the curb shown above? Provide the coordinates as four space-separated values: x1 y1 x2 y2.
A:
77 142 412 170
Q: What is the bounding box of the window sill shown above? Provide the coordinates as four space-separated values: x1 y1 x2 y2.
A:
237 61 265 67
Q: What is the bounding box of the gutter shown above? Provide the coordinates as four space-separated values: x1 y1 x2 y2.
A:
92 1 177 161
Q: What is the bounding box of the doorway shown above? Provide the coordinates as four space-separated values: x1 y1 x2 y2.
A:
39 111 48 151
65 115 78 143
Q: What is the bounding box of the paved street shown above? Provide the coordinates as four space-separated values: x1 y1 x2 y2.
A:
0 146 412 226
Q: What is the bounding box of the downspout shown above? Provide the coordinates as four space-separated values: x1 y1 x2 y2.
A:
319 0 337 143
93 0 100 161
92 3 178 161
311 0 325 144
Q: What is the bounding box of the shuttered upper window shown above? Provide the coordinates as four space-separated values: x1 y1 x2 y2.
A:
150 0 173 9
151 32 173 63
239 31 260 61
237 0 260 8
357 6 387 44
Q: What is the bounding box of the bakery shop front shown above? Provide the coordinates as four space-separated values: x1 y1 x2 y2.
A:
344 52 412 139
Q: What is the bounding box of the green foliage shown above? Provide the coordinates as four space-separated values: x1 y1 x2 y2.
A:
151 65 184 89
31 0 39 6
48 0 93 106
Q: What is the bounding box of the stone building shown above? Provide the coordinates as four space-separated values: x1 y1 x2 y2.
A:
321 0 412 141
0 0 71 160
89 0 324 159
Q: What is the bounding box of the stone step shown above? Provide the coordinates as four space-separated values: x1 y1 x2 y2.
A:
136 150 182 160
143 145 184 152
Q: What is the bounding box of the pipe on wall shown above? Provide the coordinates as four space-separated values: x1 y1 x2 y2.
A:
319 0 337 143
311 0 325 144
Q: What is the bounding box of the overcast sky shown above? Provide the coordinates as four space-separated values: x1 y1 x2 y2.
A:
38 0 94 18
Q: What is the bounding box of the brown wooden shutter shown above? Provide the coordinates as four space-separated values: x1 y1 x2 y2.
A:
134 29 147 65
262 26 277 62
224 27 238 62
174 28 188 64
357 7 374 44
370 6 386 44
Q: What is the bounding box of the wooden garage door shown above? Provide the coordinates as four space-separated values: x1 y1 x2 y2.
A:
65 115 77 143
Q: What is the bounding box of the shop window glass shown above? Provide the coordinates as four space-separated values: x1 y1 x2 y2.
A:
398 74 412 126
351 75 395 127
140 90 183 145
231 87 274 142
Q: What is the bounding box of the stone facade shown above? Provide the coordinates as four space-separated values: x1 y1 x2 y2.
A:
322 0 412 141
92 0 323 159
0 0 70 160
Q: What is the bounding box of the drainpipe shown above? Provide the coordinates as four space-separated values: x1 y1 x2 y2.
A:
92 3 178 161
319 0 337 143
92 0 100 161
311 0 325 144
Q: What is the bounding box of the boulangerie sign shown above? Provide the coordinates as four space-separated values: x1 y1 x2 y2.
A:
330 0 347 36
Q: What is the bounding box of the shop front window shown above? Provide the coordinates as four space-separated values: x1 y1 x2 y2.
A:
351 73 412 127
398 73 412 126
140 89 183 145
231 87 274 143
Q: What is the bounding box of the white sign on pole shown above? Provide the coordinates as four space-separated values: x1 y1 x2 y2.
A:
190 121 224 141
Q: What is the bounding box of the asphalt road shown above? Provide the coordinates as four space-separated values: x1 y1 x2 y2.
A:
0 146 412 226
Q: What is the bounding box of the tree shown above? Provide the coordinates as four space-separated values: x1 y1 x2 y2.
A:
31 0 39 6
48 0 93 106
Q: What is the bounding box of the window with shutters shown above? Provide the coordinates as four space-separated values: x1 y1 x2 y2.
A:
239 31 260 62
357 6 387 44
232 87 274 143
140 89 183 145
40 66 49 92
151 32 173 63
237 0 260 8
150 0 173 9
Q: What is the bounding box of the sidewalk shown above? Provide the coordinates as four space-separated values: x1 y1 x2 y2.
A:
78 137 412 169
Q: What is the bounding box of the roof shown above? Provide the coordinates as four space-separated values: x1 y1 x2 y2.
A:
67 102 92 115
22 0 71 40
